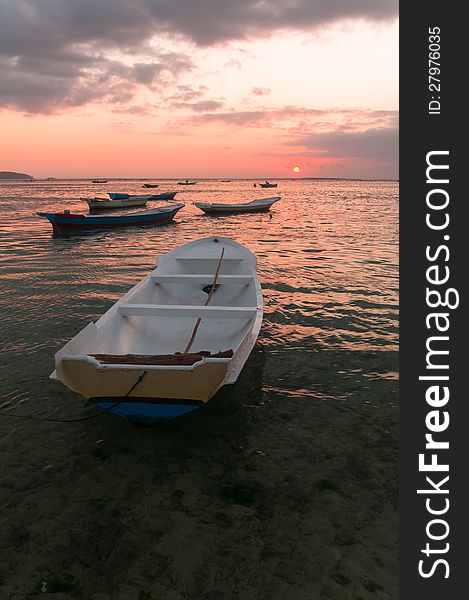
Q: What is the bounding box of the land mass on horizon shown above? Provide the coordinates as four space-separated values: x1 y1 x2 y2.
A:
0 171 33 180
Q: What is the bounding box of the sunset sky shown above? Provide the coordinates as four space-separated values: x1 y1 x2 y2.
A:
0 1 398 179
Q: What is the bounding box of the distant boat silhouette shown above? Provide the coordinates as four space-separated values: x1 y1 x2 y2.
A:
259 181 277 188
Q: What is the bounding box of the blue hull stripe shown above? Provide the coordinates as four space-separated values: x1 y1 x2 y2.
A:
90 398 203 423
38 209 179 226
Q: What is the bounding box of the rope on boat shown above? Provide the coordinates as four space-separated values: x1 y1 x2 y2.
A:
184 246 225 354
1 245 226 424
122 370 148 398
0 370 148 423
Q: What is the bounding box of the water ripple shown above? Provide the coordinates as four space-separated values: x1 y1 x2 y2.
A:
0 178 398 411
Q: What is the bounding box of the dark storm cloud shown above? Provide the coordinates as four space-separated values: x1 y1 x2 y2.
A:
143 0 397 45
187 107 397 130
291 126 399 160
0 0 152 56
0 52 192 112
0 1 193 112
130 54 193 84
0 0 397 112
184 109 398 163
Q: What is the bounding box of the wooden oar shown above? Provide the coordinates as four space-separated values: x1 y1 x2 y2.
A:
184 247 225 354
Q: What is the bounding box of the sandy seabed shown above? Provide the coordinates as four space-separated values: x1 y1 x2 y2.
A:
0 348 398 600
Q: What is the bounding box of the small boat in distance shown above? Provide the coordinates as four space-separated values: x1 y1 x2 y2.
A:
85 195 148 210
37 204 184 235
82 192 178 211
92 179 108 183
142 183 159 188
259 181 277 188
149 191 178 200
221 180 231 182
87 198 147 210
194 196 280 216
177 180 197 185
49 236 263 423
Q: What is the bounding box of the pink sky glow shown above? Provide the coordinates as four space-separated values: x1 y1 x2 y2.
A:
0 1 398 179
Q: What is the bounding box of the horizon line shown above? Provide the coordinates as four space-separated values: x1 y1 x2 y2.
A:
1 176 399 183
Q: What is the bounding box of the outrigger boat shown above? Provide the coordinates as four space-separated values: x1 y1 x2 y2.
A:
50 237 263 423
37 204 184 235
194 196 280 215
142 183 159 188
177 180 197 185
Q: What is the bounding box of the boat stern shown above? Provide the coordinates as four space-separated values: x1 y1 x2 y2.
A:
55 353 231 423
89 397 204 423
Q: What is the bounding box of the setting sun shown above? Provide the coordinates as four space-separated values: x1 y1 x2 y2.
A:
293 166 300 173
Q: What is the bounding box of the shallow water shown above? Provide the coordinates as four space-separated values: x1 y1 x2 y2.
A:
0 179 398 599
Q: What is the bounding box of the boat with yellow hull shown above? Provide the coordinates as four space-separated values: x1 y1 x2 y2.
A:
50 237 263 423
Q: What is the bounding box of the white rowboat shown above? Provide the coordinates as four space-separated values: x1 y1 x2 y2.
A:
50 237 263 423
194 196 280 215
83 192 178 210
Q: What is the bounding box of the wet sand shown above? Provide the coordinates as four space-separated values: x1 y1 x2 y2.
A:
0 348 397 600
0 179 398 598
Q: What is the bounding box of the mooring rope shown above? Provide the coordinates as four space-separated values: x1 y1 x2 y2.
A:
1 245 227 423
0 370 148 423
184 246 225 354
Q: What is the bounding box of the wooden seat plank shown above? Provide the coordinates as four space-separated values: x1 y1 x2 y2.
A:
119 303 257 319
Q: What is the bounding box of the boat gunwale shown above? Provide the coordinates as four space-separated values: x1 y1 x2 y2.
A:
37 203 184 221
53 237 263 395
61 354 233 371
194 196 280 209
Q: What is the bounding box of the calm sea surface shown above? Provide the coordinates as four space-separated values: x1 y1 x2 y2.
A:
0 179 398 599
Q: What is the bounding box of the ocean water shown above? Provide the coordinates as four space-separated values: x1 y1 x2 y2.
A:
0 179 398 599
